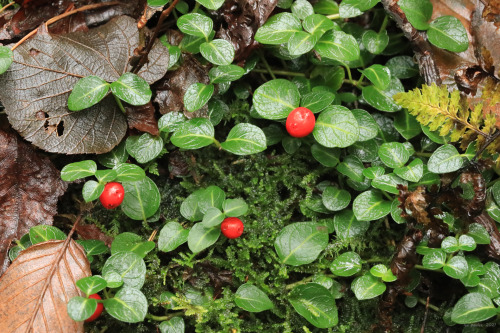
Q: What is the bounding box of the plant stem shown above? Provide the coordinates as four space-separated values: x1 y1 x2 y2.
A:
113 95 126 114
146 311 184 321
418 298 441 313
414 264 444 274
343 63 354 83
258 50 277 80
285 274 336 290
379 15 389 34
327 14 340 20
213 138 222 149
252 68 306 77
0 2 15 14
103 288 111 299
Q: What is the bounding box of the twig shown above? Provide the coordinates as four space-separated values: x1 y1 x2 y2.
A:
11 1 120 51
0 1 15 15
131 0 180 74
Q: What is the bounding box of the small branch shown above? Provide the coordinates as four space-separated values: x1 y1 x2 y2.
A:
212 138 222 149
146 311 184 321
0 1 15 14
131 0 180 74
258 50 277 80
11 2 120 51
326 14 340 20
418 297 441 313
113 95 126 114
379 15 389 34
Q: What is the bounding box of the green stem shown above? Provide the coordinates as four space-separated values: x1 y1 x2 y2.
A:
343 79 366 87
378 15 389 34
146 311 184 321
418 298 441 313
258 50 277 80
414 264 444 274
113 94 126 114
382 191 393 201
343 63 354 83
103 288 111 299
192 2 200 13
285 274 336 290
364 258 387 264
252 68 306 77
213 138 222 149
326 13 340 20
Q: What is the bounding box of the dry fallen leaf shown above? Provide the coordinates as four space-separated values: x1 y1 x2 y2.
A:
0 239 91 332
0 122 67 276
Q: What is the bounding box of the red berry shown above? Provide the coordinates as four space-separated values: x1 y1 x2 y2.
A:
286 107 315 138
221 217 244 239
85 294 104 322
99 182 124 209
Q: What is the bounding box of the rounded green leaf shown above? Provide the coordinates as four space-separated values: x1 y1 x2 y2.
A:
288 283 338 328
253 79 300 119
98 141 128 168
362 77 403 112
76 276 107 295
371 173 407 195
0 46 13 75
451 293 497 324
339 0 379 18
110 73 152 106
102 270 123 288
311 144 340 167
353 190 391 221
322 186 350 211
282 136 301 154
468 223 491 245
159 317 185 333
313 0 339 15
29 225 66 245
351 108 378 142
158 221 189 252
221 123 267 155
235 284 274 312
103 288 148 323
177 13 213 39
378 142 410 168
427 144 464 174
386 56 419 79
126 133 163 164
458 235 477 252
334 209 370 240
102 252 146 289
398 0 433 30
171 118 215 149
362 30 389 55
159 37 180 69
181 189 205 221
315 30 360 62
82 180 104 202
200 39 235 65
287 31 318 56
198 185 226 213
291 0 314 19
427 16 469 53
201 207 225 228
313 105 359 148
76 239 107 256
444 255 468 279
61 160 97 181
393 158 423 182
331 251 362 276
336 155 364 182
158 112 186 133
255 12 302 45
95 169 117 183
422 249 447 270
187 223 221 253
274 222 329 266
300 91 335 114
68 75 109 111
223 198 248 217
111 232 155 258
114 163 146 182
363 166 385 179
209 64 245 84
121 177 161 220
67 296 97 321
394 111 422 140
183 83 214 112
303 14 335 37
195 0 224 10
352 273 386 300
359 64 391 90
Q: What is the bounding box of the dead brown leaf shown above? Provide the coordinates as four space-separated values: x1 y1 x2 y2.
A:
126 102 159 136
0 122 67 276
75 223 113 247
0 239 91 332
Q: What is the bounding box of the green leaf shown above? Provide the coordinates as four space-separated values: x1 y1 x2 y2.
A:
468 223 491 245
371 173 407 194
378 142 411 168
313 0 339 15
362 30 389 54
315 30 360 62
331 251 362 276
188 223 221 253
61 160 97 181
348 139 379 163
198 186 226 213
111 232 155 258
353 190 391 221
394 158 424 182
386 56 419 79
351 109 378 142
282 135 302 154
451 293 497 324
291 0 314 19
171 118 215 149
98 141 128 168
102 270 123 289
263 124 284 146
422 249 447 270
398 0 432 30
311 144 340 167
76 239 108 256
110 73 151 106
29 225 66 245
359 64 391 90
427 16 469 53
179 33 207 53
102 252 146 289
181 189 205 221
394 111 422 140
339 0 380 18
67 296 97 322
300 91 335 114
158 222 189 252
177 13 213 39
362 77 403 112
221 123 267 155
209 65 245 84
126 133 163 164
370 264 397 282
235 284 274 312
183 83 214 112
287 31 318 56
121 177 161 220
444 255 468 279
352 273 386 300
334 209 370 239
114 163 146 182
363 166 385 179
68 76 109 111
200 39 235 65
274 222 329 266
103 288 148 323
159 317 185 333
76 276 107 295
195 0 224 10
336 155 364 182
159 37 180 69
288 283 338 328
208 99 228 125
82 180 104 202
303 14 335 38
458 235 477 252
201 207 225 228
254 13 302 45
253 79 300 119
223 198 249 217
427 144 464 174
159 112 186 133
95 169 117 183
322 186 350 211
313 105 359 148
0 46 13 75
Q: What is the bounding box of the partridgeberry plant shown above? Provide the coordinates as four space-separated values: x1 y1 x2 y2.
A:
2 0 500 332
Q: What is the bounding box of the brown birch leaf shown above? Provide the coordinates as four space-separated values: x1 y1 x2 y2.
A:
0 239 91 332
0 123 67 276
0 15 168 154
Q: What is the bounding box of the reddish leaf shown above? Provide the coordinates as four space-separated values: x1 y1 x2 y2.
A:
75 223 114 247
0 122 67 276
126 102 159 136
0 239 91 332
